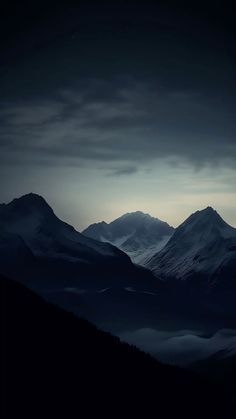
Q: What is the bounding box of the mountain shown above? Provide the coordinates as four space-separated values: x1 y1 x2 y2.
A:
146 207 236 287
0 194 162 328
0 193 128 264
0 193 136 283
83 211 174 264
1 196 235 363
2 274 234 418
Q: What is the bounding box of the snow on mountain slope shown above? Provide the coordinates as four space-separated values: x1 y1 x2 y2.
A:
82 211 174 264
0 193 130 265
126 236 172 265
146 207 236 283
0 194 164 323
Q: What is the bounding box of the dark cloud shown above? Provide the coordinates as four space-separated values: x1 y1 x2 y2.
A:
0 2 235 192
0 81 235 170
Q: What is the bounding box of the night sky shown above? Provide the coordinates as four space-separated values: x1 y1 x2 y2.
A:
0 1 235 229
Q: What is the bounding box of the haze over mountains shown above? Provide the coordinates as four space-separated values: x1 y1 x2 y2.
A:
83 211 174 264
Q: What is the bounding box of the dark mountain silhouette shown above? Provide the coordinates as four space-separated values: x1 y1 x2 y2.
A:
2 275 234 418
83 211 174 264
190 352 236 402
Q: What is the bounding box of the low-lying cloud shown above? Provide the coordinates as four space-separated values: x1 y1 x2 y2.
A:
119 328 236 366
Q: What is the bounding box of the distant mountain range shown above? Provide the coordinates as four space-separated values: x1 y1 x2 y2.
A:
83 211 174 264
83 206 236 291
1 193 236 365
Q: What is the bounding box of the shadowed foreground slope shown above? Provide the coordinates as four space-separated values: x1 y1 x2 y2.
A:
2 275 233 418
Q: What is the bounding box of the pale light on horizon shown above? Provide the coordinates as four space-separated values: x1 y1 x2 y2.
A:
1 162 235 231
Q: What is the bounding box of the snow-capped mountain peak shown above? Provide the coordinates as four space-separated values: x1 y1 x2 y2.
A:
146 207 236 283
82 211 174 264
